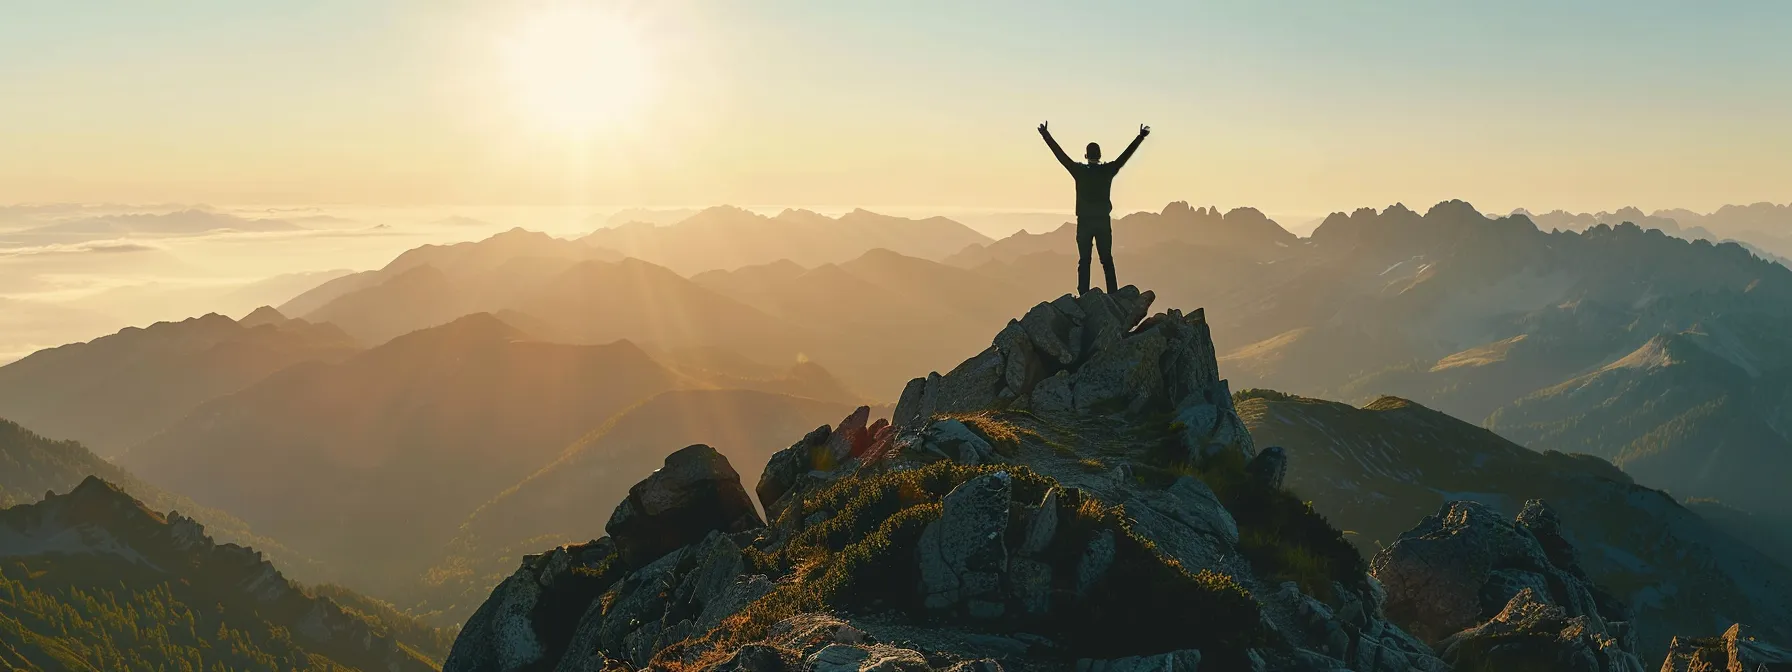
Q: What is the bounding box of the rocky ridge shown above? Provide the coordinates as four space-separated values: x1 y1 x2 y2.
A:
445 288 1655 672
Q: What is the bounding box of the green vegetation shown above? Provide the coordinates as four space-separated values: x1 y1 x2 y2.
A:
0 556 368 672
681 461 1263 667
306 585 457 663
1143 435 1366 601
938 410 1041 456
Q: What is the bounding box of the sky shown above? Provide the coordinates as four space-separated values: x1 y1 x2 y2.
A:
4 0 1791 217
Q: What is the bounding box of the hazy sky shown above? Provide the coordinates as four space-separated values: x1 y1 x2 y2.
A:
4 0 1790 215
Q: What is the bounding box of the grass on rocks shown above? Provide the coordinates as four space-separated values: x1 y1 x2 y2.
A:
682 461 1265 666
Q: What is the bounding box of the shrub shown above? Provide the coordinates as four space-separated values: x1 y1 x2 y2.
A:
936 411 1039 456
1184 450 1366 601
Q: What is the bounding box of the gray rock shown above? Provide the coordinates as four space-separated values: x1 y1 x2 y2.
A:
1245 446 1287 490
893 376 931 431
924 418 998 465
919 472 1013 612
1075 648 1201 672
1439 589 1645 672
606 445 764 568
1369 499 1556 642
1018 487 1059 556
1029 370 1074 413
931 346 1007 416
944 661 1004 672
1074 528 1116 598
1019 301 1077 366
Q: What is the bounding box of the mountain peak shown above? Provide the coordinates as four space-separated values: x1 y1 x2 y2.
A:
239 305 287 327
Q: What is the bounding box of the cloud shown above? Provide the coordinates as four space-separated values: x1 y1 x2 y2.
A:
0 239 162 257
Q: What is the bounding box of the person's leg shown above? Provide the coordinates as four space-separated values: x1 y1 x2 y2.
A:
1096 220 1117 292
1076 219 1094 294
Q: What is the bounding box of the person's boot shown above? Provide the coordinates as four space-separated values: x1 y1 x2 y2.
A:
1103 260 1119 294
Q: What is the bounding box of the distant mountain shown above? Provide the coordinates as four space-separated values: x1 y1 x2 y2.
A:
0 311 360 456
578 205 993 274
417 389 860 623
599 207 701 228
945 201 1299 268
118 314 700 589
0 476 447 671
1487 331 1792 514
0 209 302 247
1523 206 1716 240
278 227 622 319
1237 391 1792 661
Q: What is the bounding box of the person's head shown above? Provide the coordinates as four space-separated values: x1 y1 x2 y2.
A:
1085 142 1102 164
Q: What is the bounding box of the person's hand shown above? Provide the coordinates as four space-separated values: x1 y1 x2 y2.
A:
1038 121 1049 135
1139 124 1151 138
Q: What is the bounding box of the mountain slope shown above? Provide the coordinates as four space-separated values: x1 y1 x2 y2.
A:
1487 331 1792 513
0 312 360 456
0 476 447 671
1237 391 1792 661
119 314 694 589
0 417 319 577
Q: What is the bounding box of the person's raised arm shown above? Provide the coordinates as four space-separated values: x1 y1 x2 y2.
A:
1038 122 1075 172
1111 124 1151 171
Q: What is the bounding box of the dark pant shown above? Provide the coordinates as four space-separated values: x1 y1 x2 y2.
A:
1076 216 1117 294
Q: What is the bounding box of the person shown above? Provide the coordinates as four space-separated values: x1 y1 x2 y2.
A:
1038 121 1149 294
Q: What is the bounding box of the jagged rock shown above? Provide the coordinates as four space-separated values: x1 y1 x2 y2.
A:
919 472 1013 615
1371 499 1609 642
944 661 1004 672
607 444 764 568
1372 500 1646 671
1075 649 1202 672
1438 588 1646 672
1661 623 1792 672
757 427 827 518
1246 447 1287 490
825 406 873 463
924 419 999 465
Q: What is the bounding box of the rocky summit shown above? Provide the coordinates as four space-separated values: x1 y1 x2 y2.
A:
444 288 1667 672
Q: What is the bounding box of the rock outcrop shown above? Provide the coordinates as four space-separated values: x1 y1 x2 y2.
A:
892 287 1253 460
1372 499 1645 670
607 444 764 568
1660 623 1792 672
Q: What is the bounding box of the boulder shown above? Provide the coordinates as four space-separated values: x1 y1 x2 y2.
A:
1245 446 1288 490
923 419 999 465
1374 500 1645 669
1438 589 1645 672
444 538 616 672
918 472 1013 616
606 445 763 568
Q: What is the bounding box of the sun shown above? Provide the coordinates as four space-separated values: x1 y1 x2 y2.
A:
498 4 656 136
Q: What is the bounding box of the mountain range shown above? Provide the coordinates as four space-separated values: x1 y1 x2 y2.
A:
583 206 992 275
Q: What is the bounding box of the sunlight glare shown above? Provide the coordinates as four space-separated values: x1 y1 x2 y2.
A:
499 4 657 137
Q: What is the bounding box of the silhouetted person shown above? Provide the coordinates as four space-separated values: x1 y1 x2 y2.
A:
1039 122 1149 294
